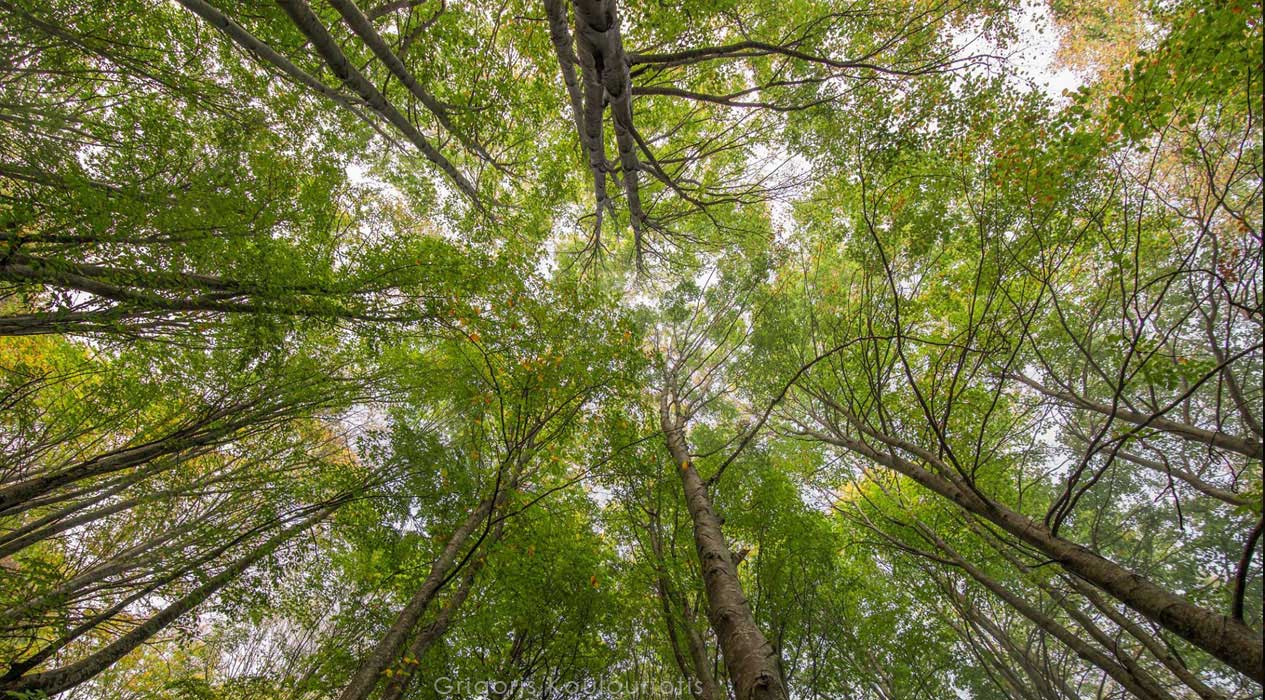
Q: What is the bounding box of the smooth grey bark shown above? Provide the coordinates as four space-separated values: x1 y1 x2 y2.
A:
966 517 1229 700
0 411 238 515
680 597 723 700
1 507 296 678
1068 577 1227 700
543 0 612 245
274 0 481 205
173 0 389 141
937 578 1071 700
0 516 213 628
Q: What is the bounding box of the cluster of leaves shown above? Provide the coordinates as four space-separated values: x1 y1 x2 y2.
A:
0 0 1260 699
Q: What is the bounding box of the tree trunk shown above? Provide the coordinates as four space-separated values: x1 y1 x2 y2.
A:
647 510 722 700
937 583 1062 700
916 523 1177 700
571 0 649 261
336 493 496 700
0 475 223 559
967 516 1229 700
1013 374 1263 460
680 598 724 700
273 0 479 204
0 503 336 696
815 428 1265 682
661 394 788 700
0 516 211 627
2 509 292 678
379 558 482 700
0 414 236 515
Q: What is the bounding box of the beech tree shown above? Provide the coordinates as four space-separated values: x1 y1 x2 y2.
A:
1 0 1259 698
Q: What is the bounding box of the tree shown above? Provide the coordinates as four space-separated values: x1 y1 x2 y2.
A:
0 0 1259 697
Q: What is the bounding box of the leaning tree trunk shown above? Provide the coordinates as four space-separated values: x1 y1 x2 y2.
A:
915 522 1178 700
679 596 724 700
379 546 487 700
965 517 1230 700
823 430 1264 682
336 491 499 700
0 409 240 515
660 394 788 700
0 503 337 696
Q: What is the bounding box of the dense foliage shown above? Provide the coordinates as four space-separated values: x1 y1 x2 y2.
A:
0 0 1260 698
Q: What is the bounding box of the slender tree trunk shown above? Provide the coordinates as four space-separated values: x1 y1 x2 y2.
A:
379 554 484 700
815 428 1264 681
2 509 292 678
0 476 223 559
951 590 1073 700
0 503 336 696
966 516 1229 700
0 450 178 518
679 598 723 700
654 572 701 699
326 0 489 162
0 417 235 515
915 523 1177 700
661 393 788 700
1013 374 1263 460
571 0 649 262
0 516 211 627
543 0 610 243
938 588 1055 700
336 493 496 700
0 468 149 555
273 0 480 204
1064 425 1250 507
647 511 721 700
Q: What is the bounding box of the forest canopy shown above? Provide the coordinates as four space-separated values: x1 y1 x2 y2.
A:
0 0 1261 699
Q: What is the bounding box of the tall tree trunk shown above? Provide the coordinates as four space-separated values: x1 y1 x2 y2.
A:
1012 374 1263 460
379 552 484 700
0 474 226 559
0 503 336 696
571 0 649 262
966 516 1229 700
543 0 610 243
0 467 152 556
813 427 1265 681
0 413 238 514
326 0 490 162
915 523 1178 700
936 584 1059 700
647 510 721 700
661 393 788 700
951 588 1074 700
0 516 212 627
336 492 497 700
679 598 723 700
2 509 295 678
273 0 480 205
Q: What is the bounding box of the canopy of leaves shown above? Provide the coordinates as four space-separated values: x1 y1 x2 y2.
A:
0 0 1260 699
